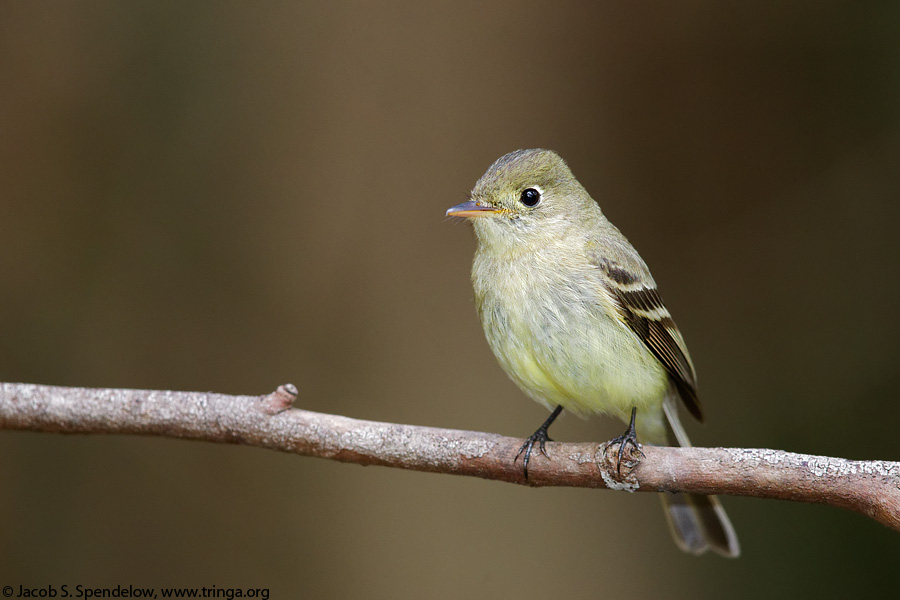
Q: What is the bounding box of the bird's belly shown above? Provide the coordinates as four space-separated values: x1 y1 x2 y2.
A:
477 279 668 420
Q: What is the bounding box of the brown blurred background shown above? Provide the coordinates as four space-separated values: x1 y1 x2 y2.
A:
1 1 899 597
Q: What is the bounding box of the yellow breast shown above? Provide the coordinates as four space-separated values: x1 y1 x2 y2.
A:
473 248 669 420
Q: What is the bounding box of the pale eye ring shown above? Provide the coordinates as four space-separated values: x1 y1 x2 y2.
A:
519 187 541 207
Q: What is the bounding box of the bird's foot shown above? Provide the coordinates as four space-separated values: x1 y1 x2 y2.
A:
605 407 644 475
515 427 552 480
514 405 563 480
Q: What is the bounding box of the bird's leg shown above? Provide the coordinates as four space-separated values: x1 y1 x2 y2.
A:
515 405 563 480
606 407 644 475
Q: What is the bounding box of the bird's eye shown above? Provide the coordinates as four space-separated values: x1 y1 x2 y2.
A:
519 188 541 207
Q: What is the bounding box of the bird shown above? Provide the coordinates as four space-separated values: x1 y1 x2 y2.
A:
446 148 739 557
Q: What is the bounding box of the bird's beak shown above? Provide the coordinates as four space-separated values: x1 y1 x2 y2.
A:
445 200 500 218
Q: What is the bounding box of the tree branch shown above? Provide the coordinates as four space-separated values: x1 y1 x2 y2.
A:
2 381 898 533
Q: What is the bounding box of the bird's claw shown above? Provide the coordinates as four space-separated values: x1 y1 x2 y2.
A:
606 431 643 476
514 405 563 480
515 428 553 480
606 407 644 475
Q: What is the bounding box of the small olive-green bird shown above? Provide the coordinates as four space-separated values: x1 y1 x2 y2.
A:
446 149 739 557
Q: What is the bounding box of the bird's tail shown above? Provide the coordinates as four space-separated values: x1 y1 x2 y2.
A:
658 395 740 557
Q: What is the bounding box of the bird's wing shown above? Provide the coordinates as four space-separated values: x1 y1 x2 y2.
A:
589 250 703 422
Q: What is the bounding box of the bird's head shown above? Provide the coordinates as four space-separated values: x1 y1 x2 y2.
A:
446 149 600 253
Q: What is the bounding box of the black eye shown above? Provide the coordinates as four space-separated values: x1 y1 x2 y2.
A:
519 188 541 207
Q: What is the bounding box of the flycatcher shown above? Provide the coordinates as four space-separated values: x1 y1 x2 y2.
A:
446 149 739 557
